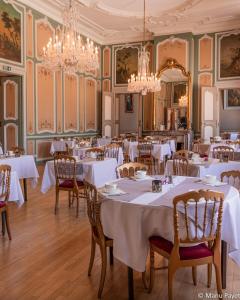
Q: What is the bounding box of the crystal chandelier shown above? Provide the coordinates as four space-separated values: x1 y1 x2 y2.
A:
179 95 188 107
42 0 99 74
128 0 161 95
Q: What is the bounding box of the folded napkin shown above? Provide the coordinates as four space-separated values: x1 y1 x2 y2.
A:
99 188 127 196
131 175 153 181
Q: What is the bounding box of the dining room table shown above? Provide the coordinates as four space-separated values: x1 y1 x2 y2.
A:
124 140 172 162
50 140 76 155
0 155 39 201
97 137 112 147
99 175 240 299
193 141 240 157
41 157 118 193
165 158 240 179
7 171 24 206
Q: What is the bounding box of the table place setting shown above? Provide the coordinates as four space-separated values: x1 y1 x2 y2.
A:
194 175 227 187
99 182 127 197
130 170 153 181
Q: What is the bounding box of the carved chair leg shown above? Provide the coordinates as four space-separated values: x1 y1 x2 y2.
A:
192 266 197 286
98 245 107 299
76 192 79 217
214 257 222 297
168 263 177 300
2 211 5 236
109 246 114 265
5 209 11 240
55 189 59 214
88 236 96 276
148 247 155 293
207 263 212 288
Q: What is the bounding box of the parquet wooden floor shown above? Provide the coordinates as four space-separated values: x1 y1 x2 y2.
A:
0 165 239 300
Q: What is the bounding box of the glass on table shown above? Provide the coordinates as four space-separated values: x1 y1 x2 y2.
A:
152 180 162 193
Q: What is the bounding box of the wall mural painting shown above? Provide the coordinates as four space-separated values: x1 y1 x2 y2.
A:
219 33 240 79
125 94 134 113
115 47 138 85
224 89 240 110
0 0 21 63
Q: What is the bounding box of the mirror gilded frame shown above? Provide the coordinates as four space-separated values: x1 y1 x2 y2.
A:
157 58 191 129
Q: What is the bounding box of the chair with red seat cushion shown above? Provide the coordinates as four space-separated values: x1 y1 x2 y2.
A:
0 165 12 240
84 180 113 299
54 155 85 217
148 190 224 300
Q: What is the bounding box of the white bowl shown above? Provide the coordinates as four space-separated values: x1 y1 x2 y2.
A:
105 183 117 193
203 175 217 184
135 170 147 179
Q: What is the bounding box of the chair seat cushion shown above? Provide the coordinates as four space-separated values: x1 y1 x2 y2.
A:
0 201 6 208
59 180 84 189
149 236 213 260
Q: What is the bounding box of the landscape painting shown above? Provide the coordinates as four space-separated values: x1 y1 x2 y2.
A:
115 47 138 85
224 88 240 110
219 33 240 79
0 0 22 63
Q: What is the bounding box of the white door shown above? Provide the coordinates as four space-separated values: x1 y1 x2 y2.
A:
102 92 114 137
201 87 219 142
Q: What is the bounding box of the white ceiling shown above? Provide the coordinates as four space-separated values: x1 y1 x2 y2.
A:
20 0 240 44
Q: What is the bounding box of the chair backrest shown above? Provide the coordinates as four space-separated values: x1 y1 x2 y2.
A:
137 142 153 157
11 146 25 155
221 170 240 191
54 155 77 183
174 150 193 159
84 180 105 243
173 190 224 249
117 162 148 178
212 146 234 160
54 150 69 156
173 156 189 176
65 143 73 155
105 143 120 161
0 165 11 202
85 147 104 155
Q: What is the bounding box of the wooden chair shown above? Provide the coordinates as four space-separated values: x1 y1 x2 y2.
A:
85 147 104 156
212 146 234 161
0 165 12 240
117 162 148 178
173 156 189 176
221 170 240 191
11 146 25 155
174 150 193 159
137 142 156 174
148 190 224 300
54 155 85 217
84 180 113 298
104 143 120 163
65 143 73 156
53 150 69 156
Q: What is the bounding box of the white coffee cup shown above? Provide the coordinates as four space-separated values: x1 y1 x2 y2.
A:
105 183 117 193
135 170 147 179
204 175 217 184
8 150 14 156
90 152 96 158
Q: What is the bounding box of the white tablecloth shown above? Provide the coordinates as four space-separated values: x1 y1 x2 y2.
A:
41 158 117 193
101 176 240 272
50 140 76 155
0 146 3 155
97 138 112 147
193 142 240 156
73 146 124 165
165 159 240 179
124 141 171 162
5 171 24 206
0 155 39 187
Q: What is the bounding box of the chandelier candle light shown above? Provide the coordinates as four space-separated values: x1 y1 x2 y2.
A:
42 0 99 74
179 95 188 107
127 0 161 95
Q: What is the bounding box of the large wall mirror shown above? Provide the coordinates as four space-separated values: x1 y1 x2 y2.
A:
143 58 191 131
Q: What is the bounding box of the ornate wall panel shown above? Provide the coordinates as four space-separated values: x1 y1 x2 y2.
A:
56 71 63 133
85 78 97 131
157 38 188 71
64 74 78 132
4 80 17 120
103 47 111 77
26 11 33 57
4 123 18 151
27 140 35 155
79 76 85 132
35 19 54 60
199 35 213 71
26 60 34 134
36 64 55 133
36 140 52 160
103 79 111 92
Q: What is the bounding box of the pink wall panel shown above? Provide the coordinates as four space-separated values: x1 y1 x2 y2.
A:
64 74 78 131
36 21 53 59
27 140 34 155
103 48 111 77
36 65 55 133
26 12 33 57
79 76 85 132
103 79 111 92
37 140 52 159
56 71 63 133
157 39 188 70
26 60 34 134
199 37 212 71
6 125 17 150
5 81 16 119
85 79 96 131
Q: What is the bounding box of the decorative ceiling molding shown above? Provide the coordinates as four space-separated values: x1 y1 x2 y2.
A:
19 0 240 45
